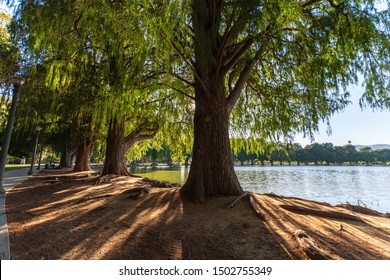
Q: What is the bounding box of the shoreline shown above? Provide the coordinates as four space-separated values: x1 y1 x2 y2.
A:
130 163 390 168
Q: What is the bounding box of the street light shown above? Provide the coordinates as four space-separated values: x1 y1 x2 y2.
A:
37 145 43 170
27 126 42 175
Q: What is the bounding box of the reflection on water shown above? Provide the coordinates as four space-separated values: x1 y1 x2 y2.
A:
131 165 390 212
131 166 190 185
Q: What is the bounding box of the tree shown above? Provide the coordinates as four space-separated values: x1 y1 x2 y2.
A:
11 58 102 171
320 143 335 165
333 145 345 164
304 143 321 165
235 148 248 166
11 1 390 202
288 143 304 165
343 143 358 165
270 145 289 165
148 0 390 202
0 10 19 86
358 146 374 164
12 0 193 176
374 148 390 164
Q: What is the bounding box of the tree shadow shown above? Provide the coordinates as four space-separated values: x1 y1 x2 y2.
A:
6 171 292 260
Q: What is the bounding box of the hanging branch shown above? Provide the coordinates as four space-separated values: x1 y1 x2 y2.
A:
124 124 159 151
158 28 209 94
158 82 195 100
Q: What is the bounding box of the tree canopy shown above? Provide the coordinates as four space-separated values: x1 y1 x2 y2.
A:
0 10 18 86
8 0 193 172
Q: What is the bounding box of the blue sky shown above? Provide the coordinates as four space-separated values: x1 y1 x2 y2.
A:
297 1 390 147
2 2 389 147
296 83 390 146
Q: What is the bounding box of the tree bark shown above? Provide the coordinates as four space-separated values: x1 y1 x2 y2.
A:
181 0 250 202
59 145 76 168
181 83 243 202
101 119 131 176
102 117 158 176
73 141 93 171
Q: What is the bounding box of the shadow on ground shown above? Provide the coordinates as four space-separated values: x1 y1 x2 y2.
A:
6 169 290 260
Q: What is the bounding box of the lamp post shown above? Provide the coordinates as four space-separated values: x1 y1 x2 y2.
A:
37 146 43 170
27 126 42 175
0 76 24 191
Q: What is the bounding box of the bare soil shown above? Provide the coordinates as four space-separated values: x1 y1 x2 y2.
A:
6 169 390 260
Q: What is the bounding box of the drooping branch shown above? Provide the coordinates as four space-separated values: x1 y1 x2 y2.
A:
158 29 209 94
172 73 195 87
158 83 195 99
124 124 159 151
370 52 389 78
58 12 83 38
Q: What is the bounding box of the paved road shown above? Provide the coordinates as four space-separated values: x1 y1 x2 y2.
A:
0 168 31 260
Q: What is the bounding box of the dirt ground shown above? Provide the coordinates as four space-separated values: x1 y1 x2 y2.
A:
5 169 390 260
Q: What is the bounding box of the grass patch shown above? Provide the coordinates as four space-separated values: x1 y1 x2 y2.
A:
4 165 31 171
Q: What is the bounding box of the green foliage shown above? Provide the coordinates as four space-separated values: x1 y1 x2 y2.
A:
234 141 390 166
148 0 390 148
0 10 19 85
9 1 390 165
10 0 194 161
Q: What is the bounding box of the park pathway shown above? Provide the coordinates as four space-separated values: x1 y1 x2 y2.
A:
0 168 31 260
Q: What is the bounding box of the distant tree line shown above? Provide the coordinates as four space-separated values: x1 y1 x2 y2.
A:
114 142 390 167
234 143 390 166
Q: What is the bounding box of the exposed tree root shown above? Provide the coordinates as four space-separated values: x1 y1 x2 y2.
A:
94 174 119 185
121 187 150 199
294 229 338 260
73 194 115 204
227 192 249 208
264 193 332 207
337 203 389 218
226 192 265 220
248 194 266 220
141 178 180 188
280 204 362 221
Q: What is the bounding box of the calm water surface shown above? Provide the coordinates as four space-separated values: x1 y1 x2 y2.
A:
132 165 390 212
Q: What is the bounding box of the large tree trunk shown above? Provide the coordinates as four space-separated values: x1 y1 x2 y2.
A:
59 145 76 168
101 119 130 176
181 0 247 202
181 84 243 202
102 117 158 176
73 141 93 171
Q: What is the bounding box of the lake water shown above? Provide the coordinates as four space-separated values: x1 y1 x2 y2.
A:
132 165 390 213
